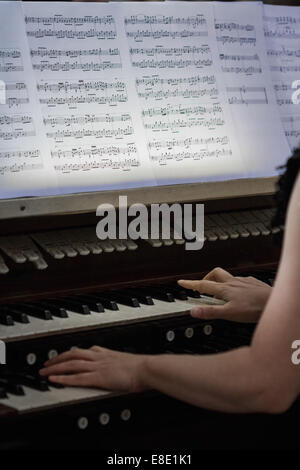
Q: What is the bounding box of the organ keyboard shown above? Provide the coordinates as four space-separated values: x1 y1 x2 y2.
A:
1 179 298 451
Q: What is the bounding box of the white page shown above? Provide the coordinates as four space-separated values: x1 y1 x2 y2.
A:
264 4 300 152
0 1 58 199
117 1 245 185
23 1 157 194
213 1 290 177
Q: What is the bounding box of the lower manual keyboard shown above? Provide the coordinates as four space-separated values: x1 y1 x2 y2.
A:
0 295 224 343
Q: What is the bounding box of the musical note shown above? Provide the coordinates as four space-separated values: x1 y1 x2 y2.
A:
0 48 23 73
227 86 268 105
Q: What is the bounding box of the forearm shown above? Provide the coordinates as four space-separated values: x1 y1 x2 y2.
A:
140 347 270 413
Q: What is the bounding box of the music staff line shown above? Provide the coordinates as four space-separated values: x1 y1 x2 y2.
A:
142 103 222 118
32 62 122 72
124 16 207 27
150 148 233 163
129 46 210 56
131 58 213 69
54 158 140 173
148 135 230 150
27 30 117 40
126 30 208 41
0 163 43 175
144 117 225 131
136 75 216 87
25 15 115 25
46 127 134 140
31 47 120 58
43 113 131 127
40 94 127 107
51 144 138 159
137 87 218 101
37 80 126 93
0 150 41 159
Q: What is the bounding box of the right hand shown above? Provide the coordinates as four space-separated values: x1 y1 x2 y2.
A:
178 267 272 323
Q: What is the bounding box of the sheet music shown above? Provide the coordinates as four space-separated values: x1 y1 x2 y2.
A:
213 1 290 177
23 2 156 193
0 1 57 199
119 2 245 185
264 4 300 151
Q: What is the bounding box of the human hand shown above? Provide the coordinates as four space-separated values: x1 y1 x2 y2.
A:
178 267 272 322
40 346 147 392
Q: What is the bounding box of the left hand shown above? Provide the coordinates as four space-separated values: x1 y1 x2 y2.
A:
40 346 147 392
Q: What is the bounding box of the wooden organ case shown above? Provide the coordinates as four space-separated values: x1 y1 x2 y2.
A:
0 177 299 451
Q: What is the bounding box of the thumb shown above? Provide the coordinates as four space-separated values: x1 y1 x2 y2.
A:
190 303 231 320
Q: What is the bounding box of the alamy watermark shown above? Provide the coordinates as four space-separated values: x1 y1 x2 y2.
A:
292 80 300 105
0 340 6 365
291 340 300 365
0 80 5 105
96 196 204 251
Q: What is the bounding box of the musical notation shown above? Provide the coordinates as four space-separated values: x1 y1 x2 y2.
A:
0 163 43 176
46 126 134 141
32 61 122 72
40 94 127 107
27 29 117 40
37 80 126 94
0 149 40 159
215 22 255 32
136 75 216 88
31 47 120 59
221 66 262 74
142 104 222 118
267 47 300 58
0 48 23 73
282 115 300 139
0 115 33 125
44 113 131 127
264 29 300 40
125 15 207 27
130 46 210 57
1 82 29 108
51 144 138 160
227 86 268 105
131 58 212 69
270 65 300 73
25 15 115 25
220 53 260 63
0 130 36 140
144 117 225 132
54 158 140 173
37 79 127 108
137 87 218 101
150 148 233 165
126 30 208 41
148 135 230 150
217 36 256 46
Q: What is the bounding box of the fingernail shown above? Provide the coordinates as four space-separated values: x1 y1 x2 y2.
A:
191 307 203 317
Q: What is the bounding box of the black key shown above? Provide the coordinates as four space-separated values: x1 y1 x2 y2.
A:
35 301 68 318
177 287 201 298
161 285 188 300
11 303 52 321
2 307 29 324
106 291 140 308
0 378 24 396
0 312 13 326
13 373 49 392
122 289 154 305
73 296 104 313
0 387 7 399
55 298 90 315
142 286 175 302
88 294 119 311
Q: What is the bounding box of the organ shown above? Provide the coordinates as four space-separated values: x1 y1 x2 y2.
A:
2 177 299 451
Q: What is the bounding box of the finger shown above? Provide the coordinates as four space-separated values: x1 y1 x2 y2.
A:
44 348 96 367
49 372 98 387
40 360 94 377
203 267 233 282
190 303 232 320
178 279 223 297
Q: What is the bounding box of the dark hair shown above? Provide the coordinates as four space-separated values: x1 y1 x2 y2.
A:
272 147 300 243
